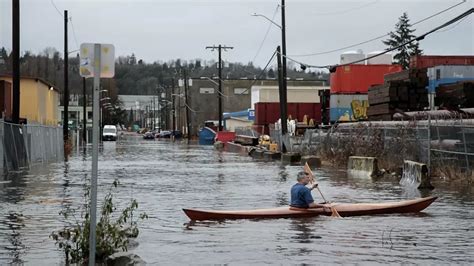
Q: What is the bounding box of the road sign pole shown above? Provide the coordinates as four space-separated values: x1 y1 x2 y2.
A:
89 43 101 266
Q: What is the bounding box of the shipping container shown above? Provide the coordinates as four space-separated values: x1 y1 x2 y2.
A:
330 64 402 94
410 55 474 69
427 65 474 80
329 94 369 122
426 65 474 93
254 102 322 126
250 86 327 108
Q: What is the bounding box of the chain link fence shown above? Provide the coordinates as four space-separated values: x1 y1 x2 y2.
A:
270 116 474 177
1 120 63 173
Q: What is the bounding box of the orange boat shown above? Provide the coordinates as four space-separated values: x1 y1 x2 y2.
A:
183 196 437 221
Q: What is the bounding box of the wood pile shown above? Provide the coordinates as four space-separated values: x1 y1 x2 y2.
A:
436 81 474 108
368 69 429 120
234 135 259 146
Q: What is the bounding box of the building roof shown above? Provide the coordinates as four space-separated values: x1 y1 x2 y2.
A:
0 75 59 91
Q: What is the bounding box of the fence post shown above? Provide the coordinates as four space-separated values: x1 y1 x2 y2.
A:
22 124 31 166
427 113 431 177
11 124 19 170
460 116 470 173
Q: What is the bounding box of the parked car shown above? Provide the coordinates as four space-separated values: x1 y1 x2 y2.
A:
157 130 172 138
102 125 117 141
157 130 182 139
143 131 155 140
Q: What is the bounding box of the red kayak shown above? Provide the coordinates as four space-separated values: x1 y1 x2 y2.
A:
183 196 437 221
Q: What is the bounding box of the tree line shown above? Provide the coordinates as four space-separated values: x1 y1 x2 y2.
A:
0 47 328 97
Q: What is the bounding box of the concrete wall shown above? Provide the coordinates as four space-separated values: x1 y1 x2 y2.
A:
251 85 327 107
347 156 378 177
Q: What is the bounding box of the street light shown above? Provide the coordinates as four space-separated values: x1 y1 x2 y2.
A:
253 0 289 146
251 13 282 29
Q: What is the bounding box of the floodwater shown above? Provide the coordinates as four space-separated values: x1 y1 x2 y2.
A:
1 134 473 264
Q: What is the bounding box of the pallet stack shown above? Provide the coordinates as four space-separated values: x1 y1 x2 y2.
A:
367 69 429 120
436 81 474 108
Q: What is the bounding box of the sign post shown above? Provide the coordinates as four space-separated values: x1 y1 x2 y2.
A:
79 43 114 266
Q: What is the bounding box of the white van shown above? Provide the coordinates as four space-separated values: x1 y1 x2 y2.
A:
102 125 117 141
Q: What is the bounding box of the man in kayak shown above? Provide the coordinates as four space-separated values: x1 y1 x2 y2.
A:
290 171 328 208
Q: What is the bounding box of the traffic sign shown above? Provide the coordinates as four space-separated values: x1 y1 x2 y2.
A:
79 43 115 78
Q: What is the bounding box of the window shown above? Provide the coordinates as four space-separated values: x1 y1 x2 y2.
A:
88 111 93 120
234 88 249 95
200 87 215 94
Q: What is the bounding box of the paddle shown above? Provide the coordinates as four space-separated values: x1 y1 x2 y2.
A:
304 162 342 218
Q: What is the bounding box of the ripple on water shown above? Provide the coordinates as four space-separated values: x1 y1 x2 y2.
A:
1 135 473 264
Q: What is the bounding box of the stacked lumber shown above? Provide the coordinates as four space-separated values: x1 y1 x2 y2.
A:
436 81 474 108
234 135 259 146
368 69 429 120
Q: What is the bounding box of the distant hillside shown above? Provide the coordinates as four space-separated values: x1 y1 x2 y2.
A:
0 47 329 96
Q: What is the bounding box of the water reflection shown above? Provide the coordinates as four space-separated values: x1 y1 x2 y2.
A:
278 165 288 183
1 135 473 264
275 191 289 206
1 172 26 204
289 218 321 245
1 212 25 264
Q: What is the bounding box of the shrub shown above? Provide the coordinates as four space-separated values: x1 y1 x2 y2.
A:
51 180 148 264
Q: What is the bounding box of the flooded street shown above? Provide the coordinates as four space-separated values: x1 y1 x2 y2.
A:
1 134 473 264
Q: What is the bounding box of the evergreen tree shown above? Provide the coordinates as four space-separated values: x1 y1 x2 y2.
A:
267 68 276 78
383 12 422 69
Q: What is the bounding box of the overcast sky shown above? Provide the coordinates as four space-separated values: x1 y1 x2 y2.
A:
1 0 473 69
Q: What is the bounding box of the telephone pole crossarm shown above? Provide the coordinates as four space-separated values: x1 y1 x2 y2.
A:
205 44 234 131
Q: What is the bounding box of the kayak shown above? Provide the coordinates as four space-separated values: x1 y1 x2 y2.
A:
183 196 437 221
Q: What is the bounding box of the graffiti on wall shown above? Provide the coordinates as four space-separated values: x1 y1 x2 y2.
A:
337 99 369 121
351 100 369 120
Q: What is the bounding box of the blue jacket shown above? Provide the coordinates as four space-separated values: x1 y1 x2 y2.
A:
290 183 314 208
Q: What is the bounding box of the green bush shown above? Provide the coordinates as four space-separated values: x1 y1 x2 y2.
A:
51 180 148 264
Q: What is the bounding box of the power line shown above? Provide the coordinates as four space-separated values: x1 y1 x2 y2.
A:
69 17 80 51
238 50 278 95
311 0 380 16
50 0 63 17
289 7 474 70
250 4 279 65
237 5 280 78
289 0 467 57
434 15 470 33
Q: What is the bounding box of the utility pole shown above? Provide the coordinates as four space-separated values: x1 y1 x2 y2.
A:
205 44 233 131
145 105 148 129
172 79 176 142
276 46 287 153
152 98 155 130
183 69 190 143
82 77 87 145
12 0 20 124
63 10 69 143
281 0 288 135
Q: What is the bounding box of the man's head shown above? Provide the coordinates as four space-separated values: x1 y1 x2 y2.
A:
297 171 311 185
